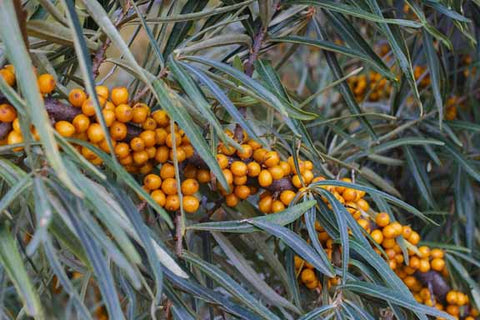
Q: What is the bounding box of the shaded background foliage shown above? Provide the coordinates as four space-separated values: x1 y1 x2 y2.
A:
0 0 479 319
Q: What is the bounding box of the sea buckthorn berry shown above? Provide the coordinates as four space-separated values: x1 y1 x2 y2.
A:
263 151 280 167
55 121 75 137
234 185 250 200
431 258 445 271
225 194 239 207
418 246 430 258
219 143 235 156
446 291 458 305
304 160 313 170
98 109 115 127
271 200 285 213
0 104 16 122
446 305 459 316
409 256 420 269
155 128 168 145
247 139 261 150
388 260 397 270
111 87 129 105
109 121 127 141
160 163 175 179
430 248 444 259
356 198 370 212
196 169 211 183
87 123 104 143
342 188 357 202
233 175 247 185
258 194 273 213
247 161 261 177
402 225 412 239
291 175 303 188
418 259 430 273
279 161 291 175
142 117 157 130
166 132 182 148
382 238 396 249
258 170 273 187
370 229 384 244
294 256 304 269
151 190 166 206
358 219 370 232
152 110 170 127
165 195 180 211
0 69 15 86
145 146 156 159
457 292 467 306
181 179 199 195
115 104 133 123
170 147 187 162
95 85 109 99
183 196 199 213
253 148 267 163
7 131 23 151
302 170 314 184
409 231 420 245
375 212 390 227
104 101 115 111
138 172 160 190
130 137 145 152
231 161 248 176
132 104 149 123
114 142 130 158
37 74 56 94
268 165 284 180
237 144 253 160
133 150 149 165
390 222 403 237
82 98 103 117
11 118 20 132
183 145 195 158
161 178 177 195
280 190 296 206
71 114 89 133
216 154 229 169
222 169 234 185
300 269 316 283
139 130 156 148
383 224 398 239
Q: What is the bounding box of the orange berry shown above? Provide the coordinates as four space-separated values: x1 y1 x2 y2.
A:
247 161 261 177
356 198 370 212
382 238 396 249
418 246 430 258
0 69 15 86
253 148 267 163
133 150 149 165
446 305 459 316
258 194 273 213
144 174 162 190
95 85 109 99
431 258 445 271
166 132 182 148
181 179 199 195
98 109 115 127
237 144 253 159
234 185 250 200
0 104 17 122
37 74 56 94
279 161 291 175
222 169 234 185
402 225 413 239
216 154 229 169
418 259 430 273
87 123 104 143
430 249 444 259
154 146 169 163
409 231 420 245
151 189 166 206
370 229 384 244
142 117 157 130
263 151 280 167
111 87 129 105
139 130 156 148
225 194 239 207
291 175 303 188
272 200 285 213
82 98 97 117
258 170 273 187
152 110 170 127
376 212 390 227
114 104 133 123
165 195 180 211
269 165 284 180
280 190 296 206
446 291 458 305
342 188 357 202
109 121 127 141
104 101 115 111
183 196 199 213
300 269 316 283
170 147 187 162
130 137 145 152
114 142 130 158
55 121 75 137
160 163 175 179
155 128 168 145
233 175 247 185
7 131 23 151
196 169 211 184
145 146 156 159
132 105 149 124
72 114 90 133
231 161 248 176
161 178 178 195
383 224 398 239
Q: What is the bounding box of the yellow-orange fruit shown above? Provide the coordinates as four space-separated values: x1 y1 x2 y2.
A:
0 104 17 122
87 123 104 143
151 189 166 206
258 170 273 187
37 74 56 94
280 190 296 206
55 121 75 137
111 87 129 105
181 179 199 195
183 196 199 213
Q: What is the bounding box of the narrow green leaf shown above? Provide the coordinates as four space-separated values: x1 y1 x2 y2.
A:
0 223 44 318
423 30 443 128
403 146 436 208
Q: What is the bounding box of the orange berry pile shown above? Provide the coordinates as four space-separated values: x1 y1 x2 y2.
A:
444 96 462 121
347 72 391 102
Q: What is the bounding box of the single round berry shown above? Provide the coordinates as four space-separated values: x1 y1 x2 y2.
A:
37 74 56 94
161 178 178 195
0 104 17 122
151 189 166 206
181 179 199 195
183 196 199 213
111 87 129 105
165 195 180 211
87 123 104 143
144 174 162 190
72 114 90 133
109 121 127 141
258 170 273 187
55 121 75 137
115 104 133 123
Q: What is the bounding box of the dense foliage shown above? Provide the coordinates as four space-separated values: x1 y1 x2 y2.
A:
0 0 479 319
